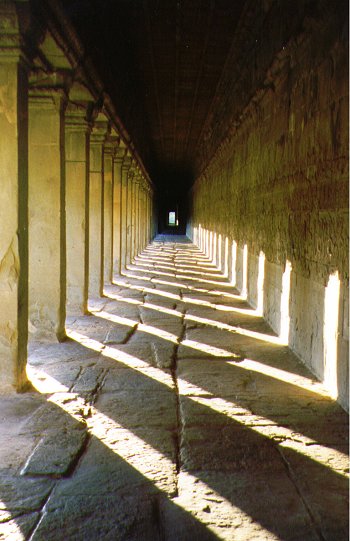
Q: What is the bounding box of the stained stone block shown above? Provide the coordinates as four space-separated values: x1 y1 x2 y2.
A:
0 513 39 541
33 491 164 541
101 367 174 392
166 471 321 541
151 342 176 368
95 344 152 373
72 365 105 394
96 390 177 429
103 324 136 345
0 476 54 519
180 425 286 473
21 427 88 477
144 294 177 309
29 339 100 366
73 432 177 494
105 299 141 320
28 362 81 392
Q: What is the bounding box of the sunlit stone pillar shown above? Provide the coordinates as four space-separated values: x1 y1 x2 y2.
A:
89 114 108 299
103 134 118 285
137 176 143 254
146 188 150 246
126 165 136 266
133 176 140 259
134 180 139 256
112 146 126 276
148 188 152 245
142 185 147 250
147 190 152 244
28 81 67 341
0 4 29 390
138 185 142 253
120 155 132 271
65 101 91 315
130 174 136 262
141 182 147 249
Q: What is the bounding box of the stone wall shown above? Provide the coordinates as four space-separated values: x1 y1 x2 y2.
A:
187 2 349 410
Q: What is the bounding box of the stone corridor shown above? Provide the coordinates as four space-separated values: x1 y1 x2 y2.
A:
1 236 348 541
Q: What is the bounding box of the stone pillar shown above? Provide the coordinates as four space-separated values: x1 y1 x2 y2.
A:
132 177 140 260
112 147 126 276
89 115 108 298
120 155 132 271
142 186 148 249
129 174 135 262
147 186 155 243
0 4 29 390
140 182 145 251
146 187 151 247
28 80 67 342
65 102 91 315
146 191 150 245
136 181 142 255
103 135 117 285
142 184 149 249
126 168 135 266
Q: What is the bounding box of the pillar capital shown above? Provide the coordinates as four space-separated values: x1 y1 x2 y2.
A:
114 146 127 164
128 163 139 179
104 134 120 156
134 171 143 185
0 1 30 63
65 101 91 132
90 112 109 145
121 154 133 172
66 81 94 130
29 70 68 112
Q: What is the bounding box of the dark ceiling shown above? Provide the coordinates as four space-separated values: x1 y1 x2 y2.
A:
60 0 247 191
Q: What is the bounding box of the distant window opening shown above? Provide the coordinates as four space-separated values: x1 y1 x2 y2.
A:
168 211 177 226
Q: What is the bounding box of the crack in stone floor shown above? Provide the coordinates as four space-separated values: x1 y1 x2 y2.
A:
0 236 348 540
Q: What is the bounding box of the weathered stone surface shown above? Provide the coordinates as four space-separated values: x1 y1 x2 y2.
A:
144 293 177 309
0 47 28 391
128 327 177 361
278 446 349 541
72 432 177 494
187 3 349 410
28 362 81 393
29 339 100 365
21 427 88 477
117 288 145 302
87 297 108 312
28 91 66 342
0 395 45 470
32 491 163 541
66 109 90 316
72 365 105 395
101 366 174 392
167 471 320 541
0 513 39 541
0 238 348 540
151 342 176 368
103 299 141 320
180 424 285 473
103 325 136 345
139 305 181 325
96 390 177 429
0 476 53 519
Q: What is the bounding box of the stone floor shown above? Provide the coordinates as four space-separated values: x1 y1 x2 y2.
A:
1 236 348 540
